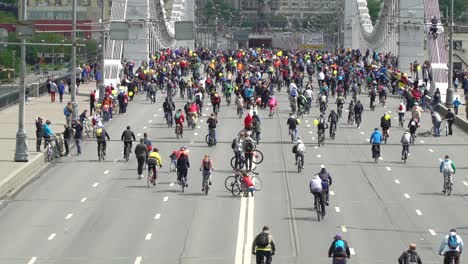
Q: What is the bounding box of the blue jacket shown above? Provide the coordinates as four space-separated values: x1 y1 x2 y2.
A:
42 124 54 137
453 99 462 108
58 83 65 94
370 130 382 144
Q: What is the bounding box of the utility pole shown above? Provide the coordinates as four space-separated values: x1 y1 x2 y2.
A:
70 0 78 120
14 0 28 162
445 0 454 107
98 0 106 101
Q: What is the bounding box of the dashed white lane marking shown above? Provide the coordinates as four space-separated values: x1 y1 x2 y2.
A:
48 233 56 240
197 126 201 129
203 113 206 116
154 213 161 220
438 158 443 162
320 164 325 168
205 108 209 111
194 132 198 136
148 120 153 123
378 157 383 160
366 139 370 142
145 233 152 240
394 117 398 120
416 209 423 216
388 111 392 114
163 196 169 202
341 226 348 232
420 140 425 143
314 146 318 149
385 167 391 171
404 193 411 199
92 182 99 188
312 137 315 140
463 181 468 186
80 197 87 203
309 131 313 134
394 179 401 184
104 170 109 174
305 120 309 123
169 182 175 187
316 154 322 158
134 256 142 264
143 126 147 129
137 133 141 137
200 119 204 122
349 248 356 255
307 124 311 128
27 257 37 264
429 229 437 236
360 131 365 135
428 148 434 153
65 213 73 220
335 207 341 213
329 190 335 196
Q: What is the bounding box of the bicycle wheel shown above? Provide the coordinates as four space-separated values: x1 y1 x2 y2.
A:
224 176 237 191
252 150 263 164
446 180 452 196
204 180 209 195
315 198 321 221
297 157 302 173
253 176 263 191
205 134 210 145
147 172 152 188
230 156 244 169
231 182 242 196
181 177 185 193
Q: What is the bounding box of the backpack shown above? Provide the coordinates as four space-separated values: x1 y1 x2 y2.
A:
203 160 211 171
214 96 221 103
63 107 70 116
231 138 237 150
406 251 418 264
448 235 459 249
334 239 345 252
256 232 269 248
399 104 404 111
292 144 298 154
245 140 254 153
175 112 181 120
96 128 103 137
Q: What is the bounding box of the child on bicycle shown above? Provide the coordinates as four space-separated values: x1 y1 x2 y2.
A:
169 150 177 171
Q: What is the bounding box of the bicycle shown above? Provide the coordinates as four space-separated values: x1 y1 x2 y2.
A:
205 129 215 147
337 105 343 119
444 175 453 196
330 124 336 140
180 174 187 193
225 168 263 192
175 123 183 139
147 165 158 187
296 155 303 173
430 120 448 137
347 113 355 125
355 114 362 128
98 142 106 162
370 101 376 111
123 142 131 162
402 146 409 163
372 144 380 163
382 129 389 144
44 138 61 162
83 119 95 137
289 128 295 142
318 131 325 147
226 93 232 106
165 112 173 128
230 149 264 169
398 114 404 127
202 172 210 195
231 174 262 197
269 107 275 118
313 192 323 221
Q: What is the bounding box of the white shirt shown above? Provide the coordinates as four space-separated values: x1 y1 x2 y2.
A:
439 233 464 254
289 83 297 91
398 103 406 113
318 72 325 81
297 142 305 152
309 177 322 192
304 89 313 98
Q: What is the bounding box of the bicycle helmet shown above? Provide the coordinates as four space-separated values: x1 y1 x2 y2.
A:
153 147 159 152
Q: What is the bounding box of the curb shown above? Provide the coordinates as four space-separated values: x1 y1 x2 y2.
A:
0 153 45 198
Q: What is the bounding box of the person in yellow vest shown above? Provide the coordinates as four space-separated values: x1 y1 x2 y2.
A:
252 226 276 264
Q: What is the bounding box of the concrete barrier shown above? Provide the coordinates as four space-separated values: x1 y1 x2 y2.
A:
437 103 468 133
0 153 45 198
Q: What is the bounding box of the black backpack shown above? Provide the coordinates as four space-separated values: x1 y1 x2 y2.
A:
231 138 237 150
292 145 298 154
245 140 254 152
405 251 418 264
256 232 269 247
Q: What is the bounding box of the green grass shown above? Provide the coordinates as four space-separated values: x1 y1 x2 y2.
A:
0 11 17 23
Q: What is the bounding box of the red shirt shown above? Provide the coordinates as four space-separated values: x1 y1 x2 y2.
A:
244 114 253 128
243 176 254 187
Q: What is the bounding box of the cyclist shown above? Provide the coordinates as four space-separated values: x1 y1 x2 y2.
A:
398 100 406 126
348 100 355 124
430 16 438 39
328 234 351 264
380 112 392 140
121 125 136 159
336 94 345 117
210 91 221 114
400 129 411 160
317 115 328 139
96 125 110 159
169 150 177 171
135 138 149 179
235 95 244 117
287 113 299 141
147 147 162 184
354 100 364 128
200 154 213 190
42 120 54 147
163 97 175 126
293 138 305 169
194 89 204 114
243 132 256 171
398 243 422 264
318 167 332 206
304 86 313 113
310 174 326 217
369 86 377 109
268 95 277 116
370 128 383 159
206 113 218 145
187 101 199 127
439 228 463 264
297 92 307 115
174 108 185 132
328 110 339 138
411 103 423 124
318 93 327 114
252 226 276 264
177 152 190 187
440 155 456 194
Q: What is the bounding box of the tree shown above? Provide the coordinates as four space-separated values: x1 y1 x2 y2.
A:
367 0 382 25
439 0 468 19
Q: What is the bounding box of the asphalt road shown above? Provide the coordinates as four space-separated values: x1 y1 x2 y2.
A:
0 78 467 264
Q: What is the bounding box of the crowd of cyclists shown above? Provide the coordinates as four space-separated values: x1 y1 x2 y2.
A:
31 45 466 264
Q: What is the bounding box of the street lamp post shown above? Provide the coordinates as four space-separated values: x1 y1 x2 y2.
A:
445 0 454 107
14 0 28 162
98 0 106 101
70 0 79 120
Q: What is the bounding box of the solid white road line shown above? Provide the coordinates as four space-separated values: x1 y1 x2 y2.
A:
80 197 87 203
27 257 37 264
314 146 318 149
385 167 391 171
200 119 204 122
48 233 56 240
312 137 316 140
104 170 109 174
341 226 348 232
306 120 309 123
243 197 255 264
329 191 335 196
65 213 73 220
429 148 434 152
335 207 341 213
145 233 152 240
154 213 161 220
429 229 437 236
366 139 370 142
92 182 99 188
234 197 247 264
394 179 401 184
197 126 201 129
134 256 142 264
163 196 168 202
403 193 411 199
307 124 311 128
349 248 356 255
438 158 443 162
416 209 423 216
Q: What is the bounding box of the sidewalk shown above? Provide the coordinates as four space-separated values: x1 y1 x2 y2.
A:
0 82 96 197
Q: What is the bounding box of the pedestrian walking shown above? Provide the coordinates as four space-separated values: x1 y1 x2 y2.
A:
135 138 149 179
50 81 58 103
64 102 73 126
252 226 276 264
58 80 65 103
63 124 72 156
453 97 462 115
398 243 423 264
72 120 83 155
90 90 96 115
35 117 43 152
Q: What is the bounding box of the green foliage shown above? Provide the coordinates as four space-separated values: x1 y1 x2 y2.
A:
367 0 382 25
439 0 468 19
202 0 242 27
0 10 17 23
